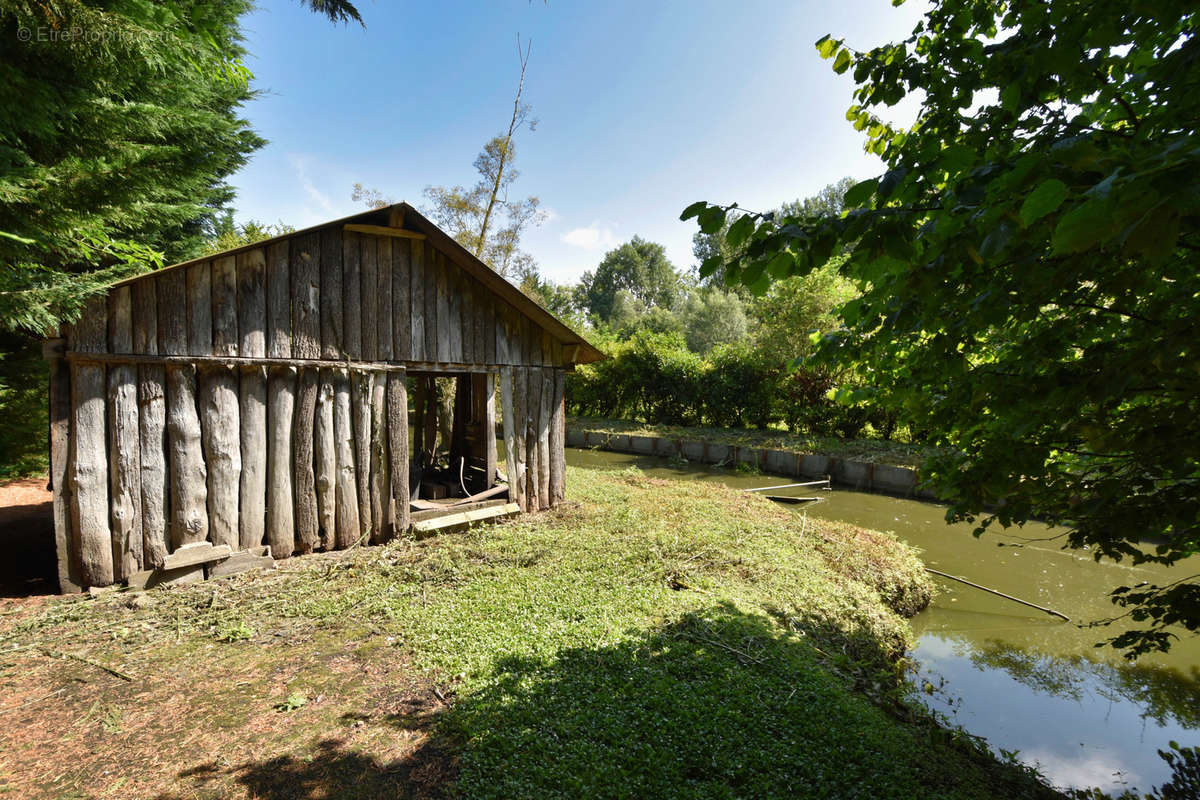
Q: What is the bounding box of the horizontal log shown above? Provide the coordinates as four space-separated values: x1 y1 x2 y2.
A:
65 352 499 374
162 542 233 570
342 224 426 240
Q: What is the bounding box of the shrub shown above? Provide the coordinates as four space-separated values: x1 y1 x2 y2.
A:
702 343 777 429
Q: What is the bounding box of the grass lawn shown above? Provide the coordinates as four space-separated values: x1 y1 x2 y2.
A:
569 415 932 469
0 467 1060 799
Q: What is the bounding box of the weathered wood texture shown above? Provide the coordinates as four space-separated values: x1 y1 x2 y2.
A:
321 229 343 359
167 364 208 550
550 369 566 504
266 241 291 358
212 255 238 356
199 365 240 550
314 372 336 549
267 367 296 557
352 371 372 539
239 366 267 551
386 372 410 537
537 367 552 510
293 369 319 553
343 231 362 359
333 370 360 548
361 235 378 361
291 233 320 359
499 367 523 509
49 344 81 592
108 287 142 579
369 374 389 543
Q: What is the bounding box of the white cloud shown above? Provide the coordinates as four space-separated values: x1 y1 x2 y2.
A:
287 153 334 214
561 221 618 250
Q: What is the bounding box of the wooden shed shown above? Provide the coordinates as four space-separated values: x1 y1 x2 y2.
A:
46 203 602 592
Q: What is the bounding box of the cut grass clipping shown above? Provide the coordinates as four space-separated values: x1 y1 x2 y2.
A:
0 466 1061 799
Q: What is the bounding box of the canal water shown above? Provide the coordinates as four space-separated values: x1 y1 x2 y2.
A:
564 447 1200 796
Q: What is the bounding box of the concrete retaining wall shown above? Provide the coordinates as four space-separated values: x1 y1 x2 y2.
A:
566 426 937 500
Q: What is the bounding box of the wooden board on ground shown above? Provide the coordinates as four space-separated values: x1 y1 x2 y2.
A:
411 502 520 534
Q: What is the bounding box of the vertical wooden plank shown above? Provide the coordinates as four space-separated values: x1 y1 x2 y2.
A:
369 374 389 543
167 364 208 549
239 365 267 550
483 373 497 489
361 236 378 361
314 372 336 549
291 232 321 359
499 367 522 508
422 242 437 362
454 270 470 364
524 367 540 511
411 378 425 462
237 248 267 358
386 372 410 536
472 283 487 367
211 255 238 356
343 232 362 359
409 240 425 361
377 236 393 361
158 269 187 356
107 287 142 580
293 368 319 554
199 365 240 550
333 369 360 548
267 366 296 557
49 348 81 591
321 228 344 359
393 239 411 361
495 301 510 366
541 329 553 367
550 369 566 505
186 261 212 356
481 284 495 366
133 278 167 569
70 296 112 586
266 241 292 359
352 371 372 539
435 252 450 362
538 367 552 510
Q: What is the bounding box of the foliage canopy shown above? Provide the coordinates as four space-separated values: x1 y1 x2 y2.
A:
685 0 1200 655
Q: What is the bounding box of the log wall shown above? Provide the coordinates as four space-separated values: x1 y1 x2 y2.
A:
54 222 573 590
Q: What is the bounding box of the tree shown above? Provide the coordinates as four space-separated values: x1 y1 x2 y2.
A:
684 1 1199 656
578 236 683 324
203 212 295 255
680 289 747 355
749 256 854 366
692 178 854 290
421 38 546 277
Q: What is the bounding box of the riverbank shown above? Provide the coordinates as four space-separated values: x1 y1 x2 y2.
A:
569 415 937 498
0 467 1060 798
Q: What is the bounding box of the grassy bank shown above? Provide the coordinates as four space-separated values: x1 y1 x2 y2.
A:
570 415 932 468
0 467 1059 799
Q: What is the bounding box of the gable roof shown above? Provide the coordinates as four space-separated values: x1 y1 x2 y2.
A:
106 202 604 365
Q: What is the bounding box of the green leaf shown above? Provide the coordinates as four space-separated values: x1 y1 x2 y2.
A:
698 255 723 280
833 48 852 74
1051 199 1110 254
1019 179 1069 227
843 179 878 208
679 201 707 221
766 251 794 278
815 35 839 59
725 214 755 249
698 207 727 235
0 231 37 246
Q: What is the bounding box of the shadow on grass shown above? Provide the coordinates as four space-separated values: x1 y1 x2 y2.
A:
442 603 1062 800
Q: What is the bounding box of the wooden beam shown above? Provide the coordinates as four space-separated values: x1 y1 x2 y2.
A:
411 502 519 534
343 223 426 240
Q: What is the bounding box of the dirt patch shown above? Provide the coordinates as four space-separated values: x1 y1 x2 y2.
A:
0 620 457 799
0 476 56 598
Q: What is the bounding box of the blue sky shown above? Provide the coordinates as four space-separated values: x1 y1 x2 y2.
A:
231 0 927 284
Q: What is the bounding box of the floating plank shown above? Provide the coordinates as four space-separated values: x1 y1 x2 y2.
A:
386 371 410 536
320 228 343 359
314 371 336 549
342 223 426 240
266 241 291 359
293 368 319 554
212 255 238 356
393 238 412 361
411 502 520 534
266 366 296 557
238 365 267 550
108 287 142 580
361 235 378 361
333 369 360 548
167 364 208 549
342 231 362 359
291 232 320 359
